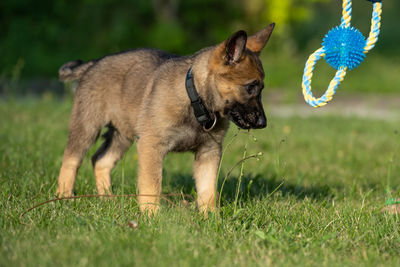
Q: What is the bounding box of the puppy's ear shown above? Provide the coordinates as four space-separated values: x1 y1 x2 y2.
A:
246 23 275 55
225 30 247 64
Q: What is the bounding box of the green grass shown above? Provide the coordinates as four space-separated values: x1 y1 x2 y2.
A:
1 97 400 266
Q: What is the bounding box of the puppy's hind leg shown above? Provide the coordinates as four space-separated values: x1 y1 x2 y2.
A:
92 126 132 195
56 102 104 197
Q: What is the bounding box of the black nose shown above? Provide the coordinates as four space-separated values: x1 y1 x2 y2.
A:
256 116 267 128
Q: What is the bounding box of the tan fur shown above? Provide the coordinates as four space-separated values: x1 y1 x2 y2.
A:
194 144 221 213
56 156 80 197
56 23 275 214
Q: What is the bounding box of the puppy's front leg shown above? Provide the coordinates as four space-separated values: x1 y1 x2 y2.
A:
194 144 222 213
137 137 166 215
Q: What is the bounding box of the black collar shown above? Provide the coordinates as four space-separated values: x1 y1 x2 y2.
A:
185 68 216 131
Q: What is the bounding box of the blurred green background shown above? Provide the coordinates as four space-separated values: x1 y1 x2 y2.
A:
1 0 399 96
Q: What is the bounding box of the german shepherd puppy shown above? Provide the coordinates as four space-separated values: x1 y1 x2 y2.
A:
56 23 275 214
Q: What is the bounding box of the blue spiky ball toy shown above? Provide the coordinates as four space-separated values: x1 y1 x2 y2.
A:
322 26 366 70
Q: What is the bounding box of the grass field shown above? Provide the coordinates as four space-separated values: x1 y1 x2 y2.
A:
1 97 400 266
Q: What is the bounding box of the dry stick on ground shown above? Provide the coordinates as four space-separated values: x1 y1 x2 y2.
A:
19 193 199 228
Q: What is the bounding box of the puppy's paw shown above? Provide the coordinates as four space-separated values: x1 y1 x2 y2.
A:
55 188 74 198
197 192 219 217
139 203 160 216
97 187 113 200
139 195 160 216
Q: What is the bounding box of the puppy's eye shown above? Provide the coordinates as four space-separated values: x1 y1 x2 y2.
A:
245 81 258 95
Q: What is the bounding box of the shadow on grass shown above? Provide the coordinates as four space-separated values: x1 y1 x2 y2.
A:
166 172 336 204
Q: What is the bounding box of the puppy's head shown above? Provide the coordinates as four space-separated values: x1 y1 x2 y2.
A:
209 23 275 129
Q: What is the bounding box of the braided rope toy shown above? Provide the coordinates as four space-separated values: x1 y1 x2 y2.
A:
302 0 382 108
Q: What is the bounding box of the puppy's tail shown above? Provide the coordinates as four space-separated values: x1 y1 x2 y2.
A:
59 60 95 82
